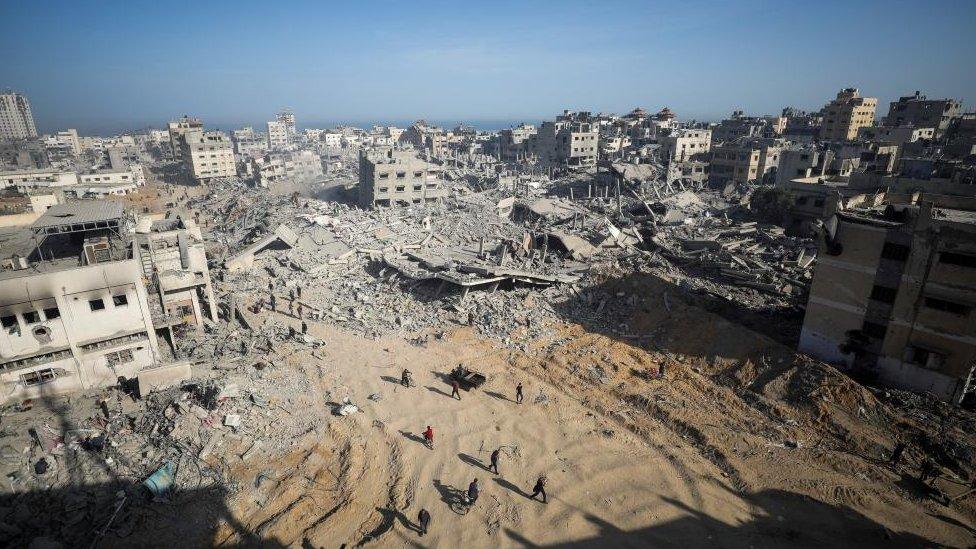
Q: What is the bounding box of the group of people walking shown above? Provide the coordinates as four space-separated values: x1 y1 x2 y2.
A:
403 366 547 539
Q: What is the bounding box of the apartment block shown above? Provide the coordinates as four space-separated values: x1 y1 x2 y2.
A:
856 125 935 147
358 147 449 207
276 110 296 137
267 120 289 150
659 129 711 162
167 116 203 160
0 93 38 141
799 204 976 402
183 131 237 181
529 111 599 168
820 88 877 141
709 140 781 185
884 91 962 138
232 127 267 158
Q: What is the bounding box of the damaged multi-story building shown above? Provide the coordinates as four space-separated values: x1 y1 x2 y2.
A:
709 138 782 185
800 203 976 402
883 91 962 138
529 110 599 168
0 202 162 402
0 201 215 402
358 146 449 207
820 88 878 141
252 150 323 187
167 116 203 161
183 130 237 181
497 124 537 162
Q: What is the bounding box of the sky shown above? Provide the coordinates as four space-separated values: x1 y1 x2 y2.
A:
1 0 974 135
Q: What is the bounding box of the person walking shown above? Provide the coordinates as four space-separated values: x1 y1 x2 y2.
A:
401 368 412 387
423 426 434 449
302 321 308 335
530 475 547 503
269 294 277 312
467 478 480 505
516 382 524 404
417 508 431 537
451 379 461 400
489 448 500 474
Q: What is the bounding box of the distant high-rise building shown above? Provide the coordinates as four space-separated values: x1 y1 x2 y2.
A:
267 120 289 150
820 88 877 141
276 110 296 137
167 116 203 160
0 92 38 140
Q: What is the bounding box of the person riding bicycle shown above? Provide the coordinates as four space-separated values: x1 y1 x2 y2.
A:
467 478 480 504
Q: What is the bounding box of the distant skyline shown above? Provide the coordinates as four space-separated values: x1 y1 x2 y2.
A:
2 0 974 136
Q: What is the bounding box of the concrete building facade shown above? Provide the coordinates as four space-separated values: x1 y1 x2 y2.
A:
167 116 203 160
884 92 962 138
660 129 711 162
0 93 38 141
183 131 237 181
820 88 878 141
0 202 162 402
358 147 449 207
267 121 289 150
529 112 599 168
799 205 976 402
253 150 323 187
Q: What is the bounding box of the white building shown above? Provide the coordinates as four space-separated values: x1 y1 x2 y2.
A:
168 116 204 160
267 120 289 150
183 131 237 181
276 111 296 137
0 202 161 402
0 93 38 140
659 129 712 162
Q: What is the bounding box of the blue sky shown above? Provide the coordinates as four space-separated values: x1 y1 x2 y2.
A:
1 0 974 135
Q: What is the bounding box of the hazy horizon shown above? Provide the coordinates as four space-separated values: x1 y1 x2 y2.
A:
3 0 974 136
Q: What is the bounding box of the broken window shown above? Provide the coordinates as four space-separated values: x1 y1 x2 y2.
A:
44 307 60 320
940 251 976 268
396 172 406 178
378 187 388 193
113 294 129 307
23 311 40 324
924 296 971 316
395 186 405 192
105 348 134 366
905 346 945 370
880 243 910 261
21 368 58 386
378 173 389 179
89 298 106 311
1 315 18 334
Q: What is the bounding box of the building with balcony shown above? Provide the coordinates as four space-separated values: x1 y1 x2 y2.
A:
358 147 449 207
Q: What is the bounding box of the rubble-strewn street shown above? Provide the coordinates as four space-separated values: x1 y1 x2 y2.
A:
3 8 976 544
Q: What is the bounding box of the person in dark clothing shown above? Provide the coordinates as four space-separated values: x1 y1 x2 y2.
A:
269 294 276 312
423 426 434 449
490 449 500 474
889 442 906 467
530 475 547 503
302 321 308 335
401 368 412 387
516 382 524 404
467 478 479 504
417 508 431 536
451 380 461 400
297 286 302 299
